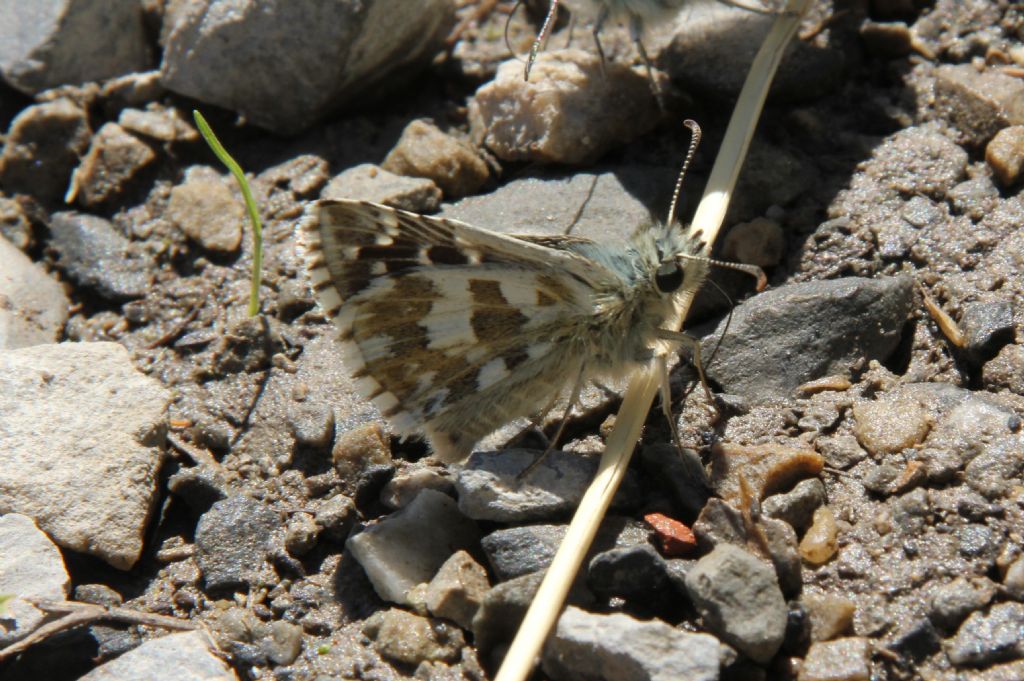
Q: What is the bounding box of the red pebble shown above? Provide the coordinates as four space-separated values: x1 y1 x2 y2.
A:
644 512 697 557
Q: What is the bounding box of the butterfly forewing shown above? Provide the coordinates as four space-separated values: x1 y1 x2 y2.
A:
300 200 607 461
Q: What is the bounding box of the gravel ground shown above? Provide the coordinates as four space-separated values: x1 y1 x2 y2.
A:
1 1 1023 680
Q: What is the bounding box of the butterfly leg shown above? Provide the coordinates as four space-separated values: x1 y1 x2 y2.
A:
628 14 665 112
517 362 586 480
655 329 716 407
656 354 686 453
591 5 609 78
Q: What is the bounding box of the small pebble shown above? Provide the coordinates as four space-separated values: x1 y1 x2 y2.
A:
262 620 303 666
798 637 871 681
946 602 1024 667
960 300 1015 362
802 592 856 642
720 217 785 268
644 512 698 557
167 166 244 254
425 550 490 630
1003 557 1024 600
982 344 1024 395
321 163 442 213
852 396 931 456
763 478 827 533
986 125 1024 187
382 119 489 199
284 512 319 557
363 608 465 666
288 403 335 449
800 506 839 565
859 20 913 58
68 122 155 207
314 493 357 543
381 464 454 510
929 576 997 629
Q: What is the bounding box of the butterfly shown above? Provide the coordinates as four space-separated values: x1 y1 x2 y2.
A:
301 124 762 463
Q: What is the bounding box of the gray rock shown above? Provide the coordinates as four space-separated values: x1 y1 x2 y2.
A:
455 449 639 522
195 495 280 591
261 620 303 666
166 166 244 254
762 479 827 533
49 212 154 301
424 550 490 630
0 342 170 569
684 544 787 664
0 513 70 646
77 630 238 681
160 0 455 135
481 518 647 582
700 277 914 402
799 637 872 681
166 464 230 515
288 402 335 450
586 544 673 603
543 607 724 681
346 488 480 605
639 444 710 518
659 4 843 103
0 0 151 95
960 300 1015 363
363 607 465 666
440 165 672 243
321 163 442 214
283 512 319 557
118 106 198 144
934 64 1024 147
313 493 357 543
0 98 91 203
929 576 997 629
0 234 68 349
68 122 156 207
863 124 968 197
983 343 1024 395
964 434 1024 500
946 602 1024 667
469 49 659 165
382 119 489 199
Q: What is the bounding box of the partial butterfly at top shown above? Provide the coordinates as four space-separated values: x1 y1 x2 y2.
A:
300 122 764 462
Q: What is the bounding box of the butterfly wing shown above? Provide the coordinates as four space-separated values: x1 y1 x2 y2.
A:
300 199 617 461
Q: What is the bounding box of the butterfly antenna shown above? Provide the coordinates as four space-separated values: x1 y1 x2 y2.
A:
677 252 767 292
505 0 528 65
665 120 702 228
525 0 561 80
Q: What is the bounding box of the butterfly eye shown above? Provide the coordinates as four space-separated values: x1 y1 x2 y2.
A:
654 262 684 293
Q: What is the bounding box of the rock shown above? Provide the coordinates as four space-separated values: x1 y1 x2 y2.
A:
859 20 913 58
262 620 303 666
481 518 647 582
801 592 855 642
49 212 154 301
798 637 871 681
543 607 724 681
946 602 1024 667
455 449 639 522
701 277 914 402
166 464 230 515
424 550 490 630
709 443 823 504
313 493 357 543
332 421 392 489
960 300 1015 363
1004 557 1024 601
195 495 280 591
799 506 839 566
283 511 319 557
934 64 1024 147
659 4 843 102
118 106 198 144
983 344 1024 395
288 402 335 450
0 197 32 250
382 119 489 198
852 394 931 456
986 125 1024 187
586 544 674 603
347 489 480 605
380 464 453 510
166 166 244 254
469 49 659 165
762 479 826 533
363 608 465 666
0 342 169 569
948 175 1000 221
929 576 997 629
160 0 455 134
864 124 968 197
639 444 710 518
815 434 867 470
0 234 69 349
684 544 788 664
719 217 785 268
0 0 151 95
644 512 698 557
0 98 90 203
0 514 70 646
888 617 941 662
964 433 1024 500
321 163 442 214
68 122 156 207
77 630 238 681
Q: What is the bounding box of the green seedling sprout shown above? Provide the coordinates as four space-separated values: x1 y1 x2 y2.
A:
193 110 264 317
